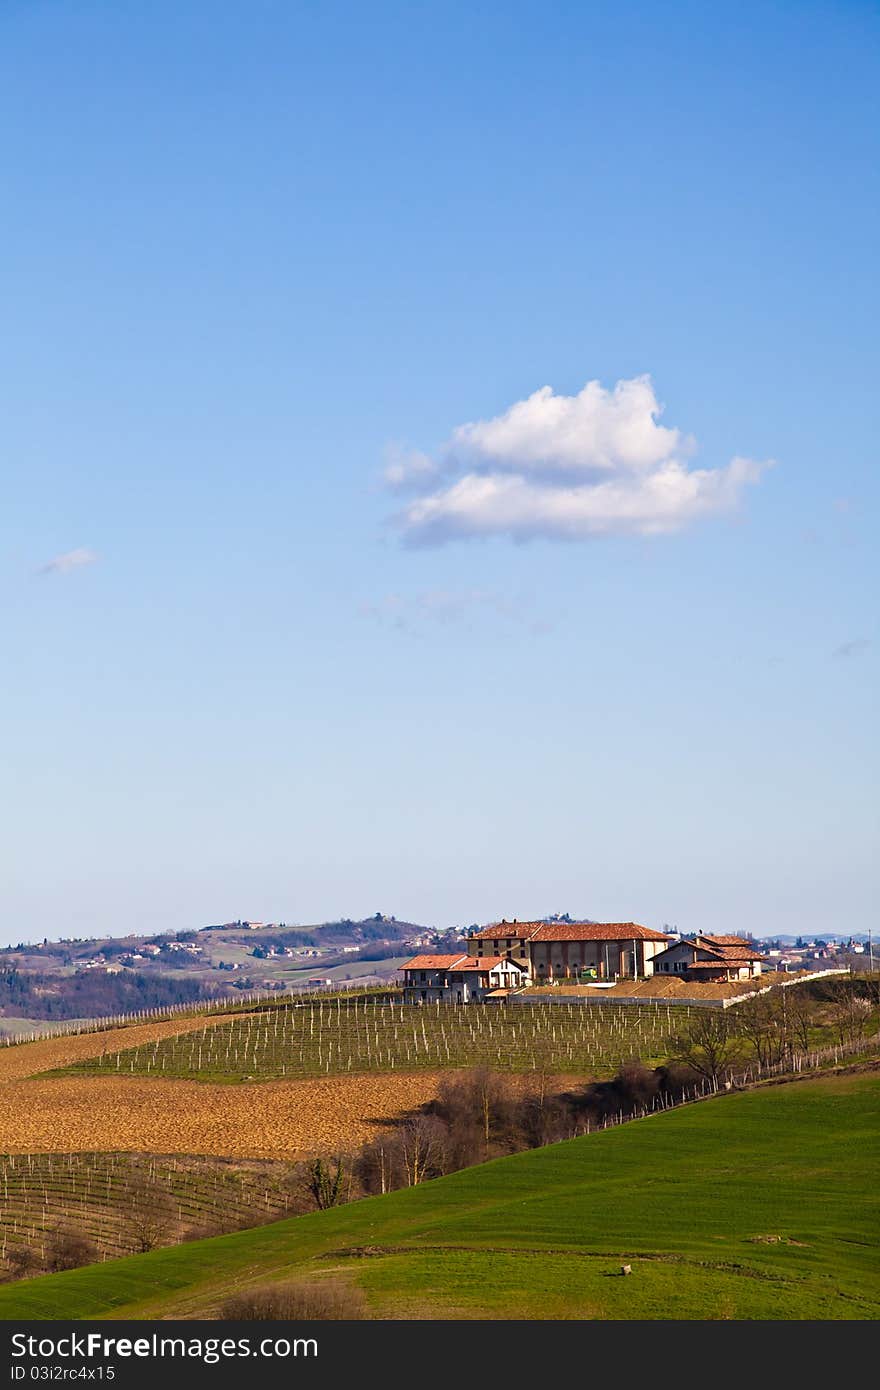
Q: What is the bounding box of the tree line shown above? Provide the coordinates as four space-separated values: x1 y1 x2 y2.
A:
0 968 218 1021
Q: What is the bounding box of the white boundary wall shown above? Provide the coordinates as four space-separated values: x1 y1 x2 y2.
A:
510 968 850 1010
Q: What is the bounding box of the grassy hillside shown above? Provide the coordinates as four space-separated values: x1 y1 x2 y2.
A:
1 1071 877 1321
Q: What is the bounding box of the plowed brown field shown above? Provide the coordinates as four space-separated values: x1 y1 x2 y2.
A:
0 1019 586 1161
0 1072 446 1159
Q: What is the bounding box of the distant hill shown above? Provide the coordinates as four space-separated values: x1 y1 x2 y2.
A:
200 916 433 947
0 914 440 1023
0 966 217 1022
3 913 435 957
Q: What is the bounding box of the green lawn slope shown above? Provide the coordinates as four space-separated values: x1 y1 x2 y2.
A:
1 1072 877 1321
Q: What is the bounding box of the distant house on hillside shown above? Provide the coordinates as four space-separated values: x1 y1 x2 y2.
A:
651 935 766 982
401 954 527 1004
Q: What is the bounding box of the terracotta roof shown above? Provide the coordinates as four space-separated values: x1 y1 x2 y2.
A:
532 922 670 943
656 937 767 962
471 922 545 941
402 954 527 974
700 941 767 962
450 956 524 973
702 935 761 948
472 920 669 943
401 954 467 971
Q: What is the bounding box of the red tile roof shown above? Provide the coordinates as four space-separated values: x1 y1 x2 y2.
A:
697 938 767 962
401 954 467 971
471 922 544 941
702 935 764 951
656 937 767 962
402 954 526 974
533 922 670 942
450 956 523 973
472 921 669 943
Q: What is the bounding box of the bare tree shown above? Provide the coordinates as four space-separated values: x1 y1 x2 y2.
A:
433 1067 517 1159
783 987 814 1055
355 1138 400 1196
5 1245 40 1280
305 1156 345 1210
831 994 873 1047
734 994 786 1069
120 1172 176 1253
670 1010 743 1085
396 1115 447 1187
45 1230 99 1273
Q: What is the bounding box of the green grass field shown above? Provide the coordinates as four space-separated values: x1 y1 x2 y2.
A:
2 1071 877 1320
56 998 693 1082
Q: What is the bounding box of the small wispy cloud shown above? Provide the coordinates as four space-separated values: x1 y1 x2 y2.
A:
359 589 552 636
37 548 98 577
386 375 772 546
832 638 870 660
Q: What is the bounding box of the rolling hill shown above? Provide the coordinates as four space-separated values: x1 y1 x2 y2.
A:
1 1069 877 1321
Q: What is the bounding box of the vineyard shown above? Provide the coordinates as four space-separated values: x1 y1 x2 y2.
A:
60 998 694 1082
0 1151 299 1275
0 985 398 1053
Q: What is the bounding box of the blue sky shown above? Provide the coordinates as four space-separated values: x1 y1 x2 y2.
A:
1 0 877 942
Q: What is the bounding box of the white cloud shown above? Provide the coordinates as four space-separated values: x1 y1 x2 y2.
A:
388 376 771 545
450 376 688 477
382 446 445 494
37 547 98 576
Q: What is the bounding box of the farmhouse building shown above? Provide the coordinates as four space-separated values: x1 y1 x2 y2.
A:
651 935 767 982
465 921 671 982
402 954 528 1004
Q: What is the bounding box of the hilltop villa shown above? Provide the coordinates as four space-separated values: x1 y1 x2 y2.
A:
402 920 671 1002
467 920 672 981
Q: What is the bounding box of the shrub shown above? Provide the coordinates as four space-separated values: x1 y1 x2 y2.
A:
5 1246 41 1280
45 1230 99 1273
221 1279 366 1320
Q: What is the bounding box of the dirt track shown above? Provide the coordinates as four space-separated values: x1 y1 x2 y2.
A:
0 1072 447 1159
